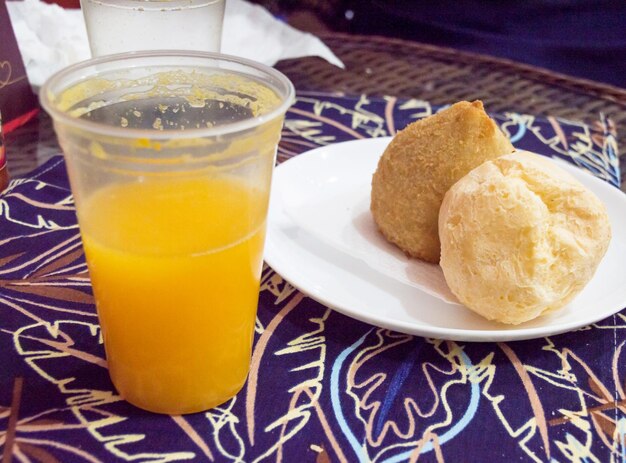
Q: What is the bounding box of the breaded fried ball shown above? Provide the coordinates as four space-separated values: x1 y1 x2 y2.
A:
371 101 513 263
439 151 611 324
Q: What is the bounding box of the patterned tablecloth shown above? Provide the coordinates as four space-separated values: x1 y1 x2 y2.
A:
1 93 623 463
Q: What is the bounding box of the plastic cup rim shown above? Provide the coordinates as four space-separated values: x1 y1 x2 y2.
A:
81 0 225 11
39 49 295 141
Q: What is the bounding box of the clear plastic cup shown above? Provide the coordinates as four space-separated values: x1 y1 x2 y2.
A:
81 0 226 56
40 51 294 414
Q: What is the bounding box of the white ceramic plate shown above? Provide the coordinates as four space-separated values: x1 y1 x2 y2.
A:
265 137 626 341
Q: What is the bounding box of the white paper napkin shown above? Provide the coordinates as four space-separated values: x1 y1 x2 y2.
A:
222 0 343 68
7 0 344 87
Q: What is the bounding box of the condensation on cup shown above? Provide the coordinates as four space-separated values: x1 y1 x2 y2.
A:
80 0 226 56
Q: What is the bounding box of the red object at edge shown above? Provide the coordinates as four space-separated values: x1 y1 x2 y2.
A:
2 108 39 134
42 0 81 8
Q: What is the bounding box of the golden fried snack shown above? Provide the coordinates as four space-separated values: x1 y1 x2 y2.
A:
439 151 611 324
371 101 513 263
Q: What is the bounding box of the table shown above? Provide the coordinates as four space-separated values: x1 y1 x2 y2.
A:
278 34 626 192
2 34 625 462
6 33 626 190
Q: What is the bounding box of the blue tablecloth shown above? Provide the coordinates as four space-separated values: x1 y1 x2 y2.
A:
1 93 623 462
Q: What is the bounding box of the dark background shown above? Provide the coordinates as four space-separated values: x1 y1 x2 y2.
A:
256 0 626 88
37 0 626 88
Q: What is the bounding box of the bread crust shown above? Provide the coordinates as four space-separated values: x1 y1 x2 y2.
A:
438 151 611 324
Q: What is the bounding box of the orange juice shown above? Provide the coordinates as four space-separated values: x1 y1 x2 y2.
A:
41 51 293 414
79 177 267 414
